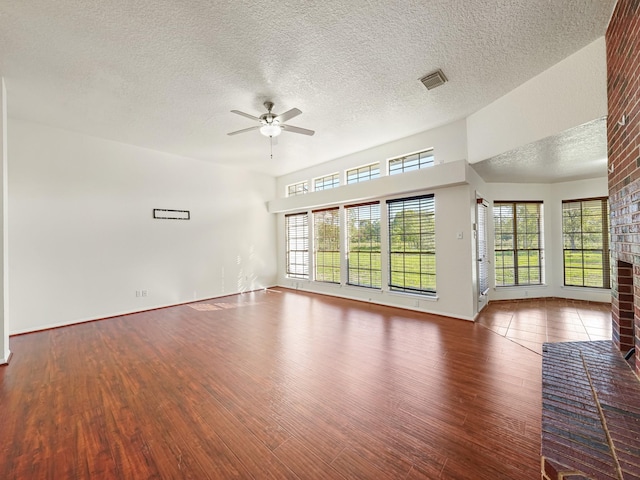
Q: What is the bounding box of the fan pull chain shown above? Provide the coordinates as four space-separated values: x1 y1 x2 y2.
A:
270 136 273 159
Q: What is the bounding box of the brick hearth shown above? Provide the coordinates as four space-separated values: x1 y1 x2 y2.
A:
542 341 640 480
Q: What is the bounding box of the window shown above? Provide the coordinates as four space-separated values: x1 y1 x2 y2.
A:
314 174 339 191
562 198 610 288
346 163 380 184
388 149 434 175
285 213 309 279
494 202 543 286
287 181 308 197
387 195 436 294
313 208 340 283
346 203 381 288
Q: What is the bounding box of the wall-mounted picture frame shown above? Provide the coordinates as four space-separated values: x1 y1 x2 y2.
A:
153 209 190 220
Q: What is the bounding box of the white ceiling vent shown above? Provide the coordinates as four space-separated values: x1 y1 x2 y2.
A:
420 69 448 90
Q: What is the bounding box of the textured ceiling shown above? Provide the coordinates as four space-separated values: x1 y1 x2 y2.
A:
471 117 608 183
0 0 615 177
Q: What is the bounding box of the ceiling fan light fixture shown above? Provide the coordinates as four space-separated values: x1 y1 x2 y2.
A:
260 124 282 137
228 102 314 137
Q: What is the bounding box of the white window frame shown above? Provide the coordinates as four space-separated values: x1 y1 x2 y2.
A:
346 162 381 184
345 202 382 289
313 173 340 191
285 212 309 279
313 208 341 283
562 197 610 289
287 181 308 197
387 194 436 295
494 201 544 287
388 148 434 175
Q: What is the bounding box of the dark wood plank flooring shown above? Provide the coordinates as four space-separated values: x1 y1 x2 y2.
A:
0 288 546 479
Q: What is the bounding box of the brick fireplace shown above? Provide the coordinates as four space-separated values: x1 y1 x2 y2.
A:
608 0 640 374
540 3 640 479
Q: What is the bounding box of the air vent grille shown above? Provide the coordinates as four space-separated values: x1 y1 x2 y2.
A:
420 69 448 90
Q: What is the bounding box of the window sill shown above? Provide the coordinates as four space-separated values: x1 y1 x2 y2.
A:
386 290 438 302
494 284 547 290
561 285 611 292
324 283 439 302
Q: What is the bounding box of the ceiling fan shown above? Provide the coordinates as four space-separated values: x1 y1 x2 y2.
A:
227 101 315 138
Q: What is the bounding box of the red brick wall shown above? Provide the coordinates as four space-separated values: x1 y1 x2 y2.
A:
607 0 640 371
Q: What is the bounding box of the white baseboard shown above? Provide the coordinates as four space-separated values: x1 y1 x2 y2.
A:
0 349 12 365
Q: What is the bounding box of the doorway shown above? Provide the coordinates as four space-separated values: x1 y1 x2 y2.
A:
476 197 489 312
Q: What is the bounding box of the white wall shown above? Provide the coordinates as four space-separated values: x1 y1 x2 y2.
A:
272 121 476 321
467 37 607 163
276 184 477 320
272 37 611 312
275 156 479 321
271 111 609 321
276 119 467 198
486 177 610 303
0 78 9 363
9 119 277 334
549 177 610 302
269 159 468 213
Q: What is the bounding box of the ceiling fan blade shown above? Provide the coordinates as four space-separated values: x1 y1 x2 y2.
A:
275 108 302 123
227 125 261 136
281 124 315 136
230 110 261 122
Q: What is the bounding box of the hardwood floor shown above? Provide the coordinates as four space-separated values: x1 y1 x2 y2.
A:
0 289 597 479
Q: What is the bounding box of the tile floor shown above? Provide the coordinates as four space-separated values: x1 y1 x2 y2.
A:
476 297 612 355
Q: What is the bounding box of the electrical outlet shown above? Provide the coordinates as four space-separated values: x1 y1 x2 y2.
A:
141 290 148 297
